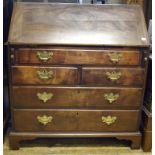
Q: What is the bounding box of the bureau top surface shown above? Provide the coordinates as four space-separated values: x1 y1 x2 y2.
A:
8 3 149 47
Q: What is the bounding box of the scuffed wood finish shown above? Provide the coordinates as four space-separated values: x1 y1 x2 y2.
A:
14 48 141 66
82 67 144 86
13 109 140 132
11 66 78 85
9 3 149 46
12 86 142 109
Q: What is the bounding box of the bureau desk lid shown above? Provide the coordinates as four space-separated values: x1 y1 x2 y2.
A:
8 3 149 47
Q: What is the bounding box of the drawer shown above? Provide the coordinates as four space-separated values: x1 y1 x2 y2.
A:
11 66 78 85
82 67 144 86
12 86 142 109
14 48 141 65
13 109 140 132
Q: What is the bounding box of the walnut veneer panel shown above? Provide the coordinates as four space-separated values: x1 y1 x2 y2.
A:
82 67 144 86
9 3 149 46
11 66 78 85
14 48 141 65
12 86 142 109
13 109 140 132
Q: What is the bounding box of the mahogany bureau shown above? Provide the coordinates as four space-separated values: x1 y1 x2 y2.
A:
8 3 149 150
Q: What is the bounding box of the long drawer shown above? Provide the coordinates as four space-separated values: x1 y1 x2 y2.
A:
11 66 78 85
13 109 140 132
82 67 144 86
14 48 141 65
12 86 142 109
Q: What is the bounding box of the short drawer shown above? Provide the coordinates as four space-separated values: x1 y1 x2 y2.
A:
12 86 142 109
13 109 140 132
82 67 144 86
13 48 141 65
11 66 78 85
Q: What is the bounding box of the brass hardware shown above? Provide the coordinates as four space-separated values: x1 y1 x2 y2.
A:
37 115 53 125
37 69 53 80
108 53 122 63
102 116 117 125
37 92 53 103
104 93 119 103
106 71 122 81
37 51 53 62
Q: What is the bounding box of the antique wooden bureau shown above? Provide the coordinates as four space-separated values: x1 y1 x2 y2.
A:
8 3 149 150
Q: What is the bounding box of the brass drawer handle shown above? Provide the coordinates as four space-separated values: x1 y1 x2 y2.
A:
37 115 53 125
102 116 117 125
108 53 122 63
104 93 119 103
37 51 53 62
106 71 122 81
37 92 53 103
37 69 53 80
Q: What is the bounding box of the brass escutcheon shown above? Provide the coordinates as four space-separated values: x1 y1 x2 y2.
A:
106 71 122 81
37 51 53 62
108 53 123 63
37 92 53 103
104 93 119 103
102 116 117 125
37 69 53 80
37 115 53 125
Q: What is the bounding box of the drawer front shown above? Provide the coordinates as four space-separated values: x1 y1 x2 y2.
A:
82 67 144 86
11 66 78 85
12 86 142 109
14 48 141 65
13 109 140 132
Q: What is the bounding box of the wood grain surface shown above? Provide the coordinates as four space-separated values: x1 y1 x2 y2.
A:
82 67 144 86
12 86 142 109
11 66 78 85
13 109 140 132
8 3 149 46
14 48 141 65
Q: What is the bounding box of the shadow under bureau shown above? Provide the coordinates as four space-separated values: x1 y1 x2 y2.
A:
8 3 149 150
